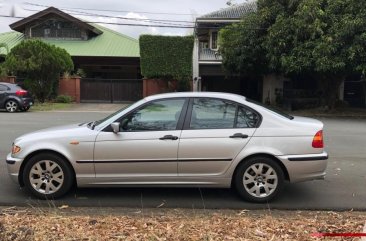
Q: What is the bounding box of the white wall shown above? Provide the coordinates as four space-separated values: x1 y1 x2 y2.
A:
262 74 285 105
192 37 200 91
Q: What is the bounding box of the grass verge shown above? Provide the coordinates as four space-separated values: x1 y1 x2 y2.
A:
0 207 365 240
30 102 73 111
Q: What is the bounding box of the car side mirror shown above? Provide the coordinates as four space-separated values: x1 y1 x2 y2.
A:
110 122 120 134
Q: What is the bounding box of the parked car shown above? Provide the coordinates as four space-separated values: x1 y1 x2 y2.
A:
6 92 328 202
0 82 34 112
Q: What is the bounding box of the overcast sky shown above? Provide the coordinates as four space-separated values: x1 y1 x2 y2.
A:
0 0 248 38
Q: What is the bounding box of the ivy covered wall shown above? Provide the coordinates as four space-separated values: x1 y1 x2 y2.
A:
139 35 194 80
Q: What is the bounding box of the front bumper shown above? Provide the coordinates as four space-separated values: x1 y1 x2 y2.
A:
6 153 23 184
277 152 328 183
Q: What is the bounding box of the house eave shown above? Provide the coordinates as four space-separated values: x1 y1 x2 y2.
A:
196 19 241 23
9 7 103 35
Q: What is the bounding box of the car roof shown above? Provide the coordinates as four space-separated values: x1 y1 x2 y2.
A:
144 92 247 103
0 82 16 87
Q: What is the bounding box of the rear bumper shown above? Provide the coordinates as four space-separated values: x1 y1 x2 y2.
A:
277 152 328 183
19 97 34 108
6 153 23 185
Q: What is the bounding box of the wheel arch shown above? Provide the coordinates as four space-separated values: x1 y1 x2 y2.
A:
18 149 76 187
231 153 290 187
5 97 22 104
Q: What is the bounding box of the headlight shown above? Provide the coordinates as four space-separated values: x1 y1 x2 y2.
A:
12 144 21 155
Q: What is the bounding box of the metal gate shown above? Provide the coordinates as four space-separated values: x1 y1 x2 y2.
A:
80 78 142 103
344 80 366 108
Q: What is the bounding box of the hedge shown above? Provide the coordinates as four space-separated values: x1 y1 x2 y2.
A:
139 35 194 80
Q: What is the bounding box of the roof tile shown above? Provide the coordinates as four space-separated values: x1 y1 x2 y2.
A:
199 1 256 19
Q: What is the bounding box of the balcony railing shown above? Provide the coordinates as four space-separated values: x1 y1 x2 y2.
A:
199 48 222 62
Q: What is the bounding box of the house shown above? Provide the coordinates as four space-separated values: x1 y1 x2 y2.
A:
192 2 260 101
0 7 142 102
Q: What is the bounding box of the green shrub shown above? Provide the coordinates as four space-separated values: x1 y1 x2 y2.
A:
139 35 194 80
55 95 73 103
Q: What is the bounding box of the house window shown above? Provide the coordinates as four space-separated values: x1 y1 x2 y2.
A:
211 31 218 50
44 28 50 37
30 19 83 39
199 41 209 49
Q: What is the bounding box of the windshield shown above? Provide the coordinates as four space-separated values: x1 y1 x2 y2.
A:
246 98 294 120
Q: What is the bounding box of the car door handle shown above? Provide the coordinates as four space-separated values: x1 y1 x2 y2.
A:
229 133 249 139
159 135 179 140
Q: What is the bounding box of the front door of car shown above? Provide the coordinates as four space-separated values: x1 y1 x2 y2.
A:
94 98 188 181
178 98 260 176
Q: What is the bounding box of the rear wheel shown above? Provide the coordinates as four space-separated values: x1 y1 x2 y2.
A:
234 156 284 203
5 100 19 112
23 153 74 199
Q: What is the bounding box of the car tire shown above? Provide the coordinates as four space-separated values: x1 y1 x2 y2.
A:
234 156 284 203
23 153 74 199
5 100 19 113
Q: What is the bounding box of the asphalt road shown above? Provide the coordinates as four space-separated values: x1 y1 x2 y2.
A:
0 110 365 210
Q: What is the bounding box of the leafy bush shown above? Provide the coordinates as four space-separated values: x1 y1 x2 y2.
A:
139 35 194 80
55 95 73 103
4 40 73 102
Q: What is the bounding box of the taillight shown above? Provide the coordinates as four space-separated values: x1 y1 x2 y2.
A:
312 130 324 148
16 89 28 97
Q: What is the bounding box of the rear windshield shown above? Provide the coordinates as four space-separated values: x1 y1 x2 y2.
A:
246 98 294 120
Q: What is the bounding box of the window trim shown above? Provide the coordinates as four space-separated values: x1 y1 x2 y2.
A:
102 97 189 132
183 97 262 130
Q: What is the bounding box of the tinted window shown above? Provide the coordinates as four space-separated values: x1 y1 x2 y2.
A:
190 98 236 129
0 84 8 91
236 106 260 128
121 99 185 131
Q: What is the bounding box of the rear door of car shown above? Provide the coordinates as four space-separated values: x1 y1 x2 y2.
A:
178 97 260 176
0 84 9 106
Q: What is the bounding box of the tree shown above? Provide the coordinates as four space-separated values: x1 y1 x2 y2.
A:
4 40 73 102
0 43 9 78
266 0 366 108
0 43 9 55
219 0 366 109
219 0 301 76
219 13 268 76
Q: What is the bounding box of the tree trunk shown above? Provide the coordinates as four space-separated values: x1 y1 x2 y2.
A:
319 75 344 110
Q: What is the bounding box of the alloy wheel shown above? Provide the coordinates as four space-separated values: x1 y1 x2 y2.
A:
5 100 18 112
29 160 64 195
243 163 278 198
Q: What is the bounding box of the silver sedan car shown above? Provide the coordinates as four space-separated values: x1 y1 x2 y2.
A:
6 92 328 202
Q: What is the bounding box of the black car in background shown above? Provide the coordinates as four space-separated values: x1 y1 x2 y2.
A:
0 82 34 112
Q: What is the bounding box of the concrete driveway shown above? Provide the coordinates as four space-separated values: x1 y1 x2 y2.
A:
0 109 365 210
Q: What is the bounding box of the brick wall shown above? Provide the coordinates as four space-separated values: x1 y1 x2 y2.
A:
0 76 16 84
59 77 81 103
142 79 180 97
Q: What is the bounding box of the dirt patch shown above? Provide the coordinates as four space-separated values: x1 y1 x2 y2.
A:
0 206 365 240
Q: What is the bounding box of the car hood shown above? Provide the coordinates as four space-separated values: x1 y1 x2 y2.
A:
14 123 97 143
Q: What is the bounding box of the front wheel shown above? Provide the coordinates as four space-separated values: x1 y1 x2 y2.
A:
23 153 74 199
234 156 284 203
